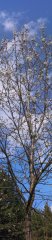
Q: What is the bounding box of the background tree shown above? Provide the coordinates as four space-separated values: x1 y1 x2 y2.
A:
0 170 25 240
31 203 52 240
32 209 44 240
0 26 52 240
44 203 52 240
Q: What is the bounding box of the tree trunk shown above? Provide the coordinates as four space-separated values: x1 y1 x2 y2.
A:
25 212 32 240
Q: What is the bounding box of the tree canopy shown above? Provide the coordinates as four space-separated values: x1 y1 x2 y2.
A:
0 25 52 240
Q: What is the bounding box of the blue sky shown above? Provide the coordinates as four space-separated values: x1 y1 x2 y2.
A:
0 0 52 39
0 0 52 210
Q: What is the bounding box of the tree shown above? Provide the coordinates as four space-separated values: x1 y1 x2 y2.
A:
31 203 52 240
0 170 25 240
0 25 52 240
32 210 44 240
0 170 52 240
44 203 52 240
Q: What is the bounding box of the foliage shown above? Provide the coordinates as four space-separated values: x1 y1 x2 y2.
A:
0 170 25 240
32 205 52 240
32 210 44 240
0 170 52 239
44 203 52 240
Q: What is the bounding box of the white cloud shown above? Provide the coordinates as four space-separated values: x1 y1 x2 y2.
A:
0 11 7 19
0 11 15 32
37 18 47 28
0 11 47 34
50 205 52 212
0 10 26 33
3 18 15 32
24 18 47 39
24 21 35 30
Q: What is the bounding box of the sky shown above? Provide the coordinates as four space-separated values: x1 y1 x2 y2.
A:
0 0 52 39
0 0 52 210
